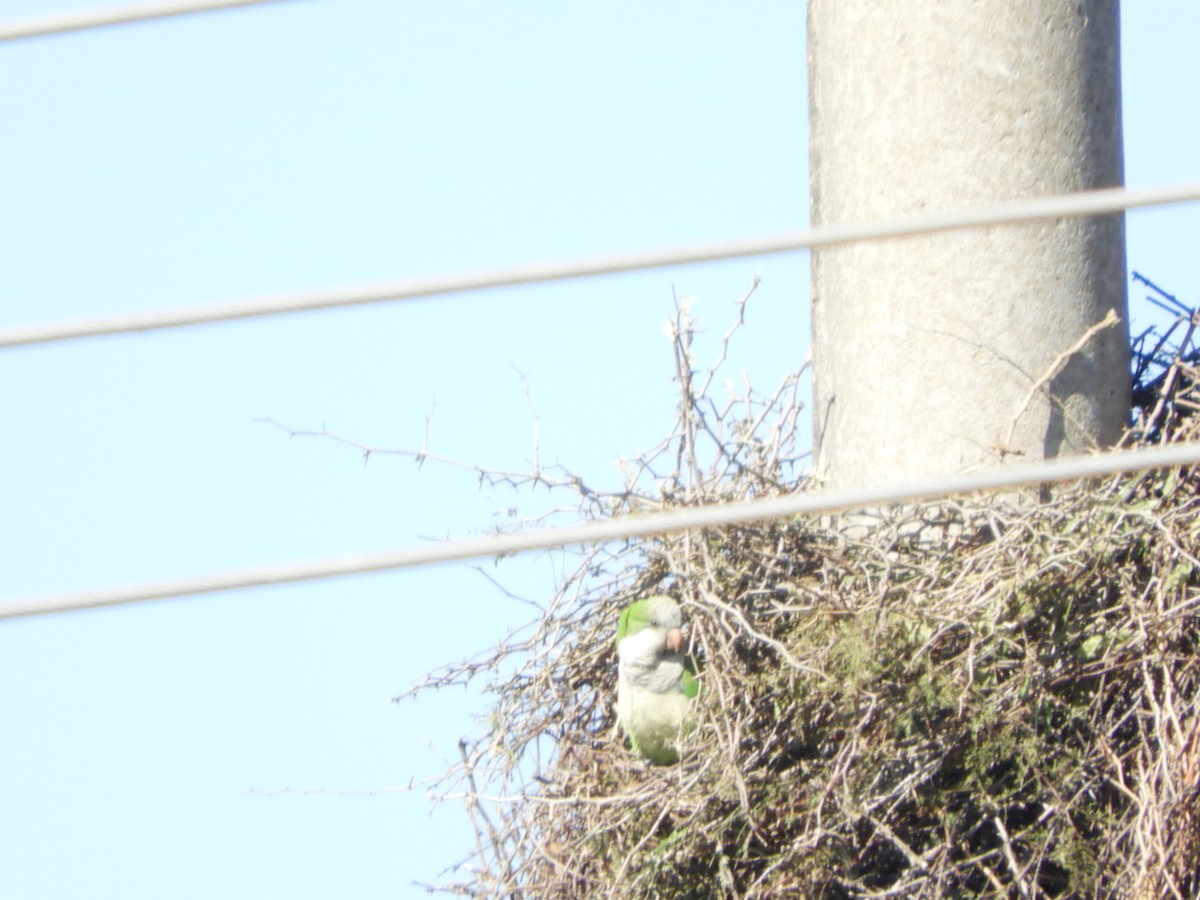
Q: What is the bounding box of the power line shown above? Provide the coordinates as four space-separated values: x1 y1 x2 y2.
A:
3 440 1198 620
3 181 1199 350
0 0 291 42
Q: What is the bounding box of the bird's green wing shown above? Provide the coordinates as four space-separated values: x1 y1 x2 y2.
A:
681 653 700 699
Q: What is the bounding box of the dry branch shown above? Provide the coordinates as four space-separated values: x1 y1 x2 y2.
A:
274 278 1200 897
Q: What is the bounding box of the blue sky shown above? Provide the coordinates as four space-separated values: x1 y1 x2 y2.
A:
0 2 1197 897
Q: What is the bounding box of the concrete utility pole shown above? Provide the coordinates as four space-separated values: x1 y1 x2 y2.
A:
808 1 1130 491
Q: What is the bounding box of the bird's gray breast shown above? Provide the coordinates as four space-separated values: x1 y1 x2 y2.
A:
620 653 687 694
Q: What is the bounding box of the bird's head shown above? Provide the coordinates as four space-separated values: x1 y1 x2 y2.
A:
616 595 685 656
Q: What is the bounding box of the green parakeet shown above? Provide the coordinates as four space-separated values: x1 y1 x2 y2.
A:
615 595 699 765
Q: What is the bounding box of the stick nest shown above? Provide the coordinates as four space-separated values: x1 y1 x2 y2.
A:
407 284 1200 898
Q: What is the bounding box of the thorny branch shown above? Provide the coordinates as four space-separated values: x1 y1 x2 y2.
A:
264 278 1200 898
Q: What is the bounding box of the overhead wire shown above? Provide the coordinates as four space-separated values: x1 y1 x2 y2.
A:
2 181 1199 350
4 440 1199 619
3 8 1197 620
0 0 292 42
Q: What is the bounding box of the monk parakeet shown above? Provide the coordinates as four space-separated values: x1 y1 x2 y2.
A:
615 595 699 765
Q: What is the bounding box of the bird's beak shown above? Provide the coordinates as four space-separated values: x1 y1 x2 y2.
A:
665 627 684 653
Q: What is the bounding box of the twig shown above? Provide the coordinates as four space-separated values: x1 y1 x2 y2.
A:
993 815 1034 900
1002 308 1120 451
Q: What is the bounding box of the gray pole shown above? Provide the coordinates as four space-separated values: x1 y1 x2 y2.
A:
809 1 1129 491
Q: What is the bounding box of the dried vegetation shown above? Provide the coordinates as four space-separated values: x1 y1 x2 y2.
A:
403 277 1200 898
